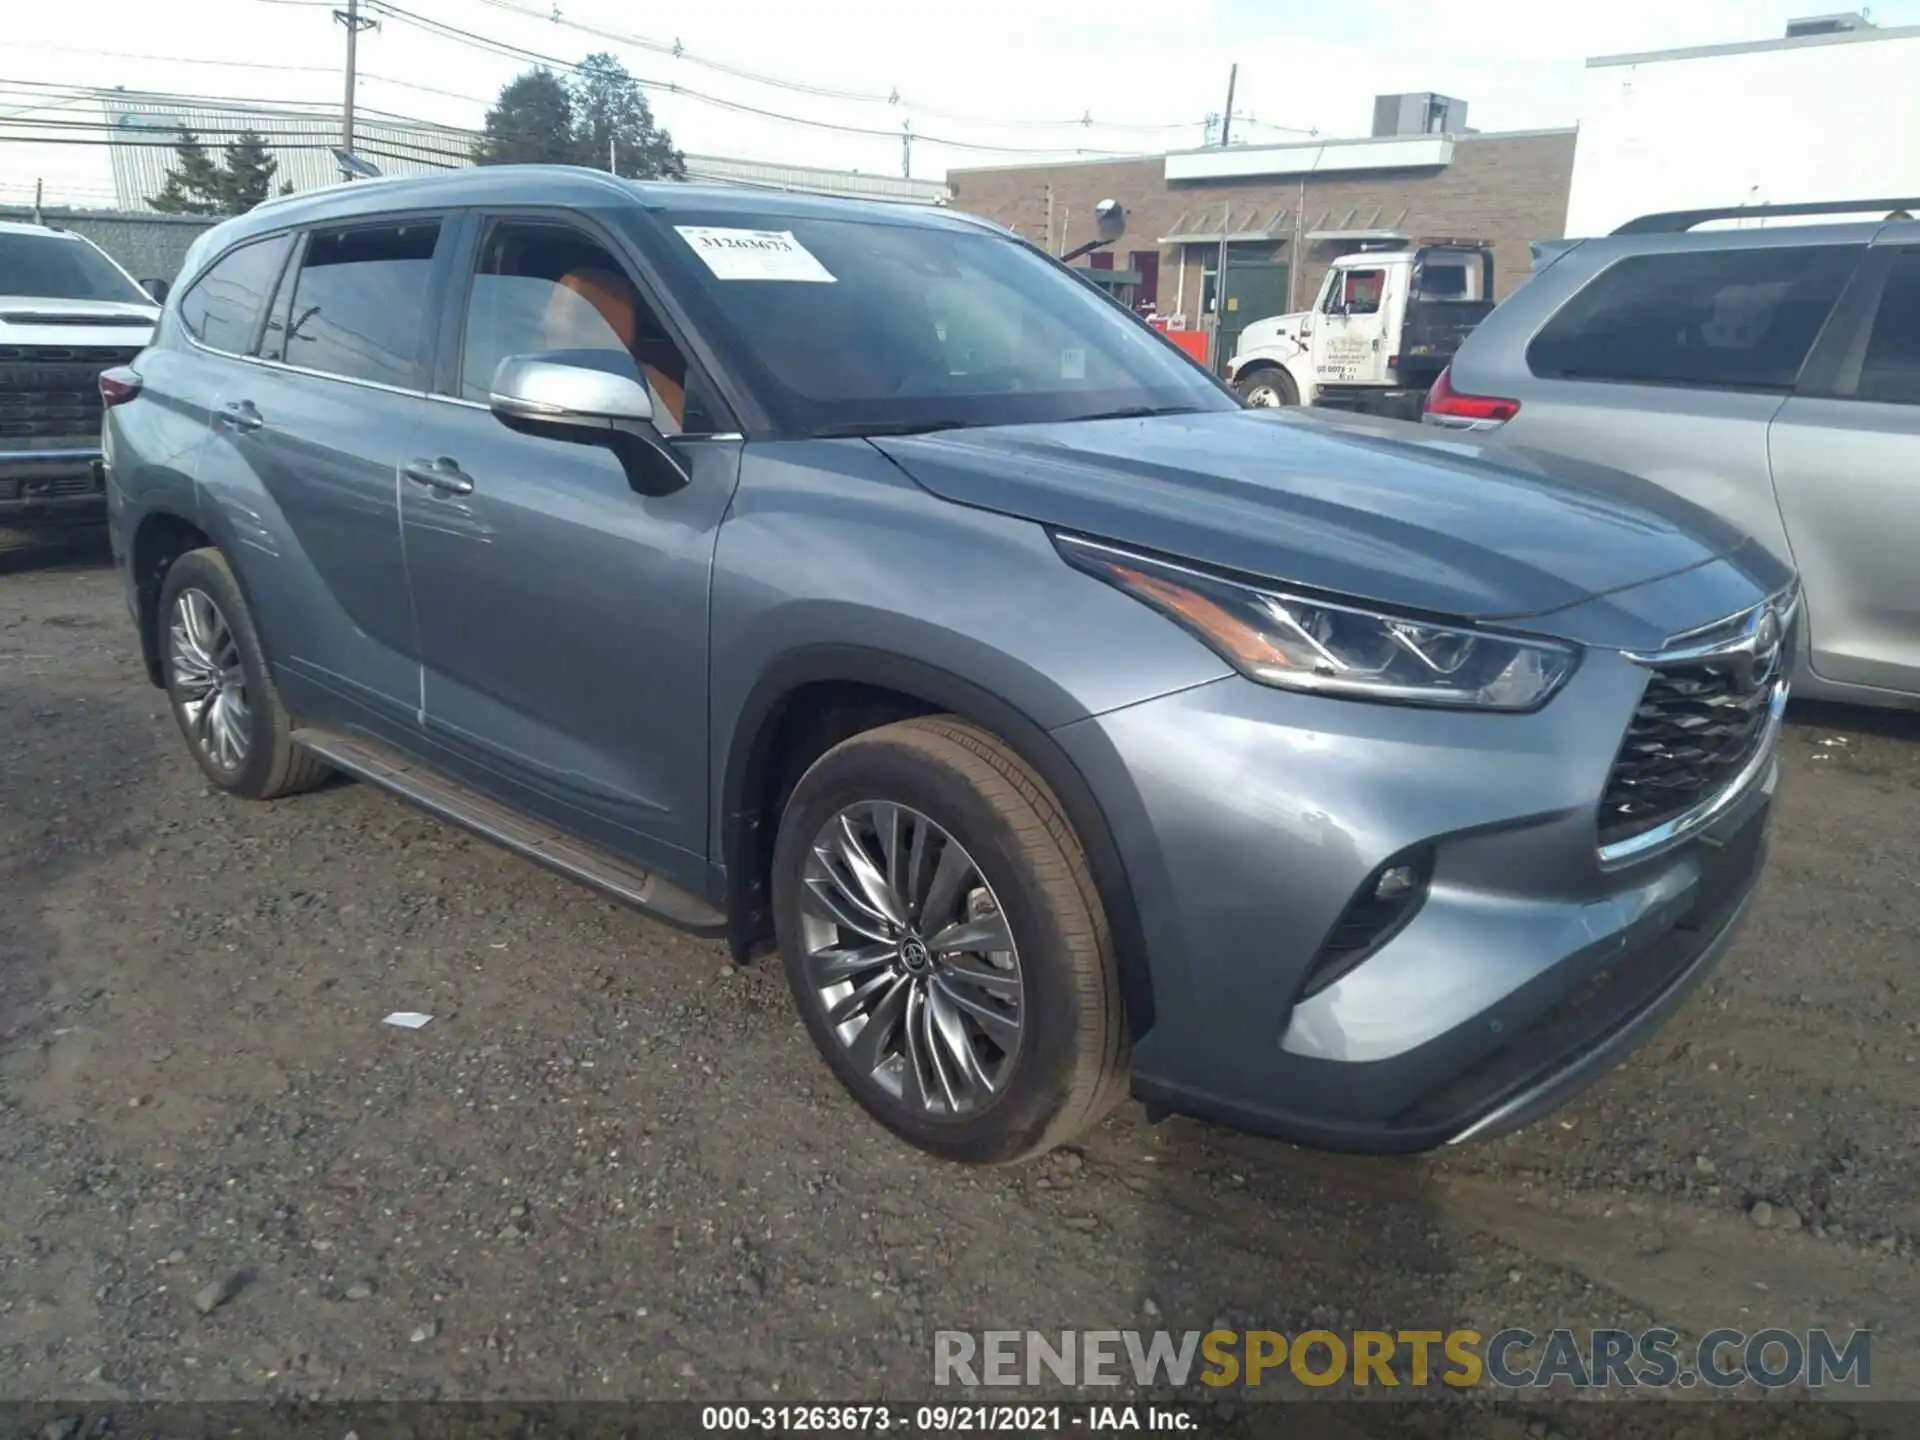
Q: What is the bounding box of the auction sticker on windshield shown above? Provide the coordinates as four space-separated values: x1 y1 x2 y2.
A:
675 226 837 283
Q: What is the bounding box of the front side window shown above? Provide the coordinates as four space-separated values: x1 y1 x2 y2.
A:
179 234 293 355
457 220 713 435
283 221 440 387
0 232 150 306
1851 247 1920 406
1337 269 1385 315
1528 244 1862 392
637 208 1234 436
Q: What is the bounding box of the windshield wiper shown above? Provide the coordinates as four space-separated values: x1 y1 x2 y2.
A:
1069 404 1206 423
811 418 979 438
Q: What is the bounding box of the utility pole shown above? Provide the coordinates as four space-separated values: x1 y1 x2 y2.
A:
334 0 377 160
1219 63 1238 147
609 131 617 175
31 178 43 227
901 120 912 179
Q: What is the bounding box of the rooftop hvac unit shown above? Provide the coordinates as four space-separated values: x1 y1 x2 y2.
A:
1370 92 1469 138
1784 11 1875 36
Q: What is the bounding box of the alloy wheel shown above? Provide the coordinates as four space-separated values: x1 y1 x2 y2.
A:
798 801 1024 1119
169 587 252 773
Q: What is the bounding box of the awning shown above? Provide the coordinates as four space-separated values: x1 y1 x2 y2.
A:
1158 205 1291 247
1304 228 1410 244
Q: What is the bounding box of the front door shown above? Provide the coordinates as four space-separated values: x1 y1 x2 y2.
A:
1768 239 1920 693
399 213 742 873
1309 263 1394 387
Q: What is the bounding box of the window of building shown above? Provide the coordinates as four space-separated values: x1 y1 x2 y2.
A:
179 234 293 356
1527 245 1862 392
282 221 441 388
456 220 714 436
1851 247 1920 405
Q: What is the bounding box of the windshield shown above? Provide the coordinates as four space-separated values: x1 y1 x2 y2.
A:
639 208 1235 436
0 232 150 305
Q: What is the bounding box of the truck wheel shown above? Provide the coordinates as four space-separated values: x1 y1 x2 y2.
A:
158 547 330 800
1236 366 1298 407
771 716 1129 1164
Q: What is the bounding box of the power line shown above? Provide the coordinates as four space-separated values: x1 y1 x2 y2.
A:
361 0 1140 156
456 0 1312 135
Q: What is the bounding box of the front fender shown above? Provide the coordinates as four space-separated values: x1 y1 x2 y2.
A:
705 439 1232 1035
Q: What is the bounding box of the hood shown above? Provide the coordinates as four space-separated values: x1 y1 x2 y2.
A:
0 296 159 336
871 408 1754 621
1230 311 1309 361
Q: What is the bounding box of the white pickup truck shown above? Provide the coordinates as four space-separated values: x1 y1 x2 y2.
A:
1 222 160 532
1225 240 1495 422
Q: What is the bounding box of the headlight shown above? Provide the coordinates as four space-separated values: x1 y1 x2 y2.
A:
1057 534 1578 712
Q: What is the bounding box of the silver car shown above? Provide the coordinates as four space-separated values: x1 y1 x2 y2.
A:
104 166 1792 1163
1431 198 1920 708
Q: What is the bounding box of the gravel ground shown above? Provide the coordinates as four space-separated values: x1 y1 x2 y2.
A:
2 537 1916 1436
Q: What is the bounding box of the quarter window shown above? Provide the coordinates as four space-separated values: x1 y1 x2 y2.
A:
179 234 293 355
282 221 440 387
1527 245 1861 392
1851 248 1920 406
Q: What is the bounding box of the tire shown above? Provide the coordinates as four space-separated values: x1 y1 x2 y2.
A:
1235 365 1298 408
771 715 1129 1164
157 547 330 800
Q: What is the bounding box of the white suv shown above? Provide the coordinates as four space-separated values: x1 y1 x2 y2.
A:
0 222 161 533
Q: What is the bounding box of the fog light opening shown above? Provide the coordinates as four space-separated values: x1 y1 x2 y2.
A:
1298 848 1435 1000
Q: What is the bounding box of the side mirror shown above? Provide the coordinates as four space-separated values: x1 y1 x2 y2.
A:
1093 198 1127 243
141 277 170 304
488 352 686 495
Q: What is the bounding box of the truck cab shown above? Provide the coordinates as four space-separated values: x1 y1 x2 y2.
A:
1227 241 1494 421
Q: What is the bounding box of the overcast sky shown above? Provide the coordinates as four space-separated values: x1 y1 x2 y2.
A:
8 0 1920 203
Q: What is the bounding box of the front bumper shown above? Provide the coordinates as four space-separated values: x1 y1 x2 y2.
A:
1052 643 1777 1154
0 448 106 523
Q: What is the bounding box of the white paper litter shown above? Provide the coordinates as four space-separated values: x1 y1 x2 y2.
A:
675 226 836 283
383 1011 433 1030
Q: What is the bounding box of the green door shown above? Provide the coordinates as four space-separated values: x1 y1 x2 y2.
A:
1218 259 1290 375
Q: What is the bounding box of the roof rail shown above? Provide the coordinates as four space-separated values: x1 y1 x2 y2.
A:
1613 197 1920 234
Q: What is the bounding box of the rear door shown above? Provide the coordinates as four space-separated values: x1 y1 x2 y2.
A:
1767 235 1920 693
197 214 451 743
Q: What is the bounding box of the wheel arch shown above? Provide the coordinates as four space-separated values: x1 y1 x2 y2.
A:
720 645 1157 1042
129 508 214 687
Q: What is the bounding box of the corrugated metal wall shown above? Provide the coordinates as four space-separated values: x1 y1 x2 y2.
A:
100 97 473 209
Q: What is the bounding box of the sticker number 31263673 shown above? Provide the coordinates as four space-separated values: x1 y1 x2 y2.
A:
674 226 838 283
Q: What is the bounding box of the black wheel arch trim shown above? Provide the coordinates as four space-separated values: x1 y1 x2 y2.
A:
721 645 1157 1042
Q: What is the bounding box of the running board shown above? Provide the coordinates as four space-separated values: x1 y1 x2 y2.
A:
291 728 727 937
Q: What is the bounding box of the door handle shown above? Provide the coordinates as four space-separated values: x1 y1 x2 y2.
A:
402 457 475 496
219 400 264 433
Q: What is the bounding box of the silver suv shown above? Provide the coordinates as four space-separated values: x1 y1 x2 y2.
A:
1431 198 1920 708
105 166 1792 1163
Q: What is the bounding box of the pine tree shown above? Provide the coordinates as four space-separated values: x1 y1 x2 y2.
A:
147 131 226 215
217 130 280 212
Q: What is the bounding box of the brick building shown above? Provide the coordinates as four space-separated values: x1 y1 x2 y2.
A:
948 112 1575 360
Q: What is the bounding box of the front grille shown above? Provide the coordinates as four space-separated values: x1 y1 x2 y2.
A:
1598 653 1776 848
0 471 100 502
0 344 142 443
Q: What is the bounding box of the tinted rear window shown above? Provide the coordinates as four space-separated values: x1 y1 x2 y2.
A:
1527 245 1861 392
180 234 292 355
283 221 440 387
